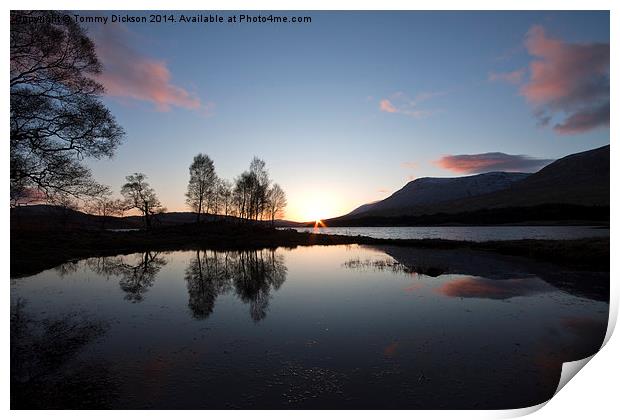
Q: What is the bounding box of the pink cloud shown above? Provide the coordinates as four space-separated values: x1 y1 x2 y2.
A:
378 91 442 118
488 69 525 84
93 25 208 113
435 152 552 174
379 99 397 113
521 25 609 134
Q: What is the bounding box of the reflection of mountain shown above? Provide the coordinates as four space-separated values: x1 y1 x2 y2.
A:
87 252 167 303
185 249 287 321
357 245 609 302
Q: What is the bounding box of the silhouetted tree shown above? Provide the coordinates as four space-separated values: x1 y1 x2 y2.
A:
10 11 124 203
249 157 270 220
186 154 217 222
266 183 287 225
120 173 162 229
84 186 123 229
231 157 274 221
217 179 233 217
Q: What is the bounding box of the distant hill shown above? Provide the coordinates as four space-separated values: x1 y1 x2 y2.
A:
430 145 610 213
10 205 302 230
348 172 530 217
319 145 609 226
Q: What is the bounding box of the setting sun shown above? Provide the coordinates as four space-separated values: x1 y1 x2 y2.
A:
288 190 350 223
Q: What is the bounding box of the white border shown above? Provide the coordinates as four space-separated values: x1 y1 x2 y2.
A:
3 1 616 419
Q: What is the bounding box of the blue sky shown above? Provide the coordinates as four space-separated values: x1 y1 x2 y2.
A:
84 11 610 221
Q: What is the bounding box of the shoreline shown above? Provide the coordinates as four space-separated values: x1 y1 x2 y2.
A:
10 223 610 278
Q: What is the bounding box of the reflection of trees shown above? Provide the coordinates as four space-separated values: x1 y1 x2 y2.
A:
85 252 167 303
11 299 117 408
184 249 287 321
184 250 232 319
54 261 80 277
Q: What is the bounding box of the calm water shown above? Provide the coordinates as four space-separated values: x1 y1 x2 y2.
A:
288 226 610 241
11 245 608 409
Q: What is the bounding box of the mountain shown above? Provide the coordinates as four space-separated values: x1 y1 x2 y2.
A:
348 172 530 217
433 145 610 213
325 145 609 225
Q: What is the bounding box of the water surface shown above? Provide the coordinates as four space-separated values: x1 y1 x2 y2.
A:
11 245 608 409
289 225 610 241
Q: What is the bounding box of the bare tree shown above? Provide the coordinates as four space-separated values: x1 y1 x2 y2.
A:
186 154 217 222
266 183 287 225
249 157 270 220
218 179 233 216
120 173 162 229
10 11 124 203
233 171 254 221
84 186 124 229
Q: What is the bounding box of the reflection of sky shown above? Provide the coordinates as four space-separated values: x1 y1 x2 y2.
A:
11 245 609 408
77 11 610 221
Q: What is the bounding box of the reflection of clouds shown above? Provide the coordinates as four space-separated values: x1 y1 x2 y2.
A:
403 283 424 293
436 276 552 300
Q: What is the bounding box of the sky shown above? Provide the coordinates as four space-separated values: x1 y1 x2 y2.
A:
83 11 610 222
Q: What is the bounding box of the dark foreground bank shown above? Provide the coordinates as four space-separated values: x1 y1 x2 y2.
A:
11 222 609 278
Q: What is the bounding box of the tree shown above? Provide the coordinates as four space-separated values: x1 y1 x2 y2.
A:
186 154 217 222
10 11 124 203
249 157 270 220
266 183 287 225
84 186 124 229
233 171 254 221
217 179 233 216
120 173 162 229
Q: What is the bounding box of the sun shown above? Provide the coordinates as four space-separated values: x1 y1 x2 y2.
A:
302 203 326 224
290 190 346 223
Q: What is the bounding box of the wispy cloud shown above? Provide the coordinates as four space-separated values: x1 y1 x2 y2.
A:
488 69 525 84
521 25 609 134
93 24 212 114
435 152 552 174
378 91 442 118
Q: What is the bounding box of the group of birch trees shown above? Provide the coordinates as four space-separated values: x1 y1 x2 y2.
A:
186 154 287 224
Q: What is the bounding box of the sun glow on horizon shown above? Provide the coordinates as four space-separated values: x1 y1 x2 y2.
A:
288 189 350 223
